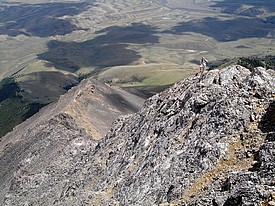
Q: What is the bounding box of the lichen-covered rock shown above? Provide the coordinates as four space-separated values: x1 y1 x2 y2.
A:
0 66 274 205
87 66 275 206
2 113 97 205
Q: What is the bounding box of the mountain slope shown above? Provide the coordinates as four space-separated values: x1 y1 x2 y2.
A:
1 66 274 205
85 66 275 205
0 78 145 204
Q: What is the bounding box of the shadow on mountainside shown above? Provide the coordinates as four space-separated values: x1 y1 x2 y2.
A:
0 2 92 37
210 0 275 16
38 23 160 73
164 17 274 42
0 77 45 138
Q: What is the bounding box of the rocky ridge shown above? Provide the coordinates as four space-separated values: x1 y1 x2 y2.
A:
86 66 275 205
0 78 145 204
0 66 274 205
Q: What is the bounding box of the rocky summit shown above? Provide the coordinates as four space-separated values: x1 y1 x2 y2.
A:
0 66 274 205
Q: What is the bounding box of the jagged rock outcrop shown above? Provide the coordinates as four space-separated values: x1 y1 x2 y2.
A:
2 113 97 205
85 66 274 206
1 66 274 205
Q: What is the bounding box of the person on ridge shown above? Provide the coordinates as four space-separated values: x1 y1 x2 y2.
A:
199 56 208 73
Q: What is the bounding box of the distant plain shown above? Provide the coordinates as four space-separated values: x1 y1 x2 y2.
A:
0 0 274 86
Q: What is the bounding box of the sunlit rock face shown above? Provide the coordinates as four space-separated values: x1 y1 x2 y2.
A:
1 66 274 206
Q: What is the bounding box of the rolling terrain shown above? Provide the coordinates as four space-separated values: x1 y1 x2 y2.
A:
1 0 274 81
0 0 274 137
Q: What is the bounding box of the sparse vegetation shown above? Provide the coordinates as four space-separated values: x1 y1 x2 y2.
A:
237 57 265 70
237 55 275 70
209 55 275 71
0 77 19 101
0 77 45 137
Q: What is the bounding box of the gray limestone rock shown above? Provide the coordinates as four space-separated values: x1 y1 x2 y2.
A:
0 66 274 205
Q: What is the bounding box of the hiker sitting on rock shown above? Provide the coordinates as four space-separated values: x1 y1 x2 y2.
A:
199 56 208 73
